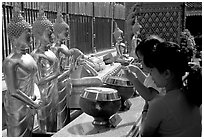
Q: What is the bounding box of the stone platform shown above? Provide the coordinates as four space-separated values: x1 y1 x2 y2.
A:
52 96 145 137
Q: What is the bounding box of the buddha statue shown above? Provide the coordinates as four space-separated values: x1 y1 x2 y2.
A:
52 9 72 130
113 22 133 65
113 22 123 56
52 11 99 78
31 5 59 133
3 3 41 136
130 16 142 59
113 22 126 57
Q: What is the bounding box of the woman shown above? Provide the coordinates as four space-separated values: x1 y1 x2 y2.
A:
140 41 201 136
123 35 165 120
3 5 41 136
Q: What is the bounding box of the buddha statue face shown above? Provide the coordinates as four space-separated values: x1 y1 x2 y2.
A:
53 10 70 42
58 27 69 41
33 7 54 47
13 27 33 50
7 3 32 51
42 26 54 44
113 22 123 42
132 17 142 35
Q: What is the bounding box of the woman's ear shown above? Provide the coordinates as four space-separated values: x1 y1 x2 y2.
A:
163 69 171 79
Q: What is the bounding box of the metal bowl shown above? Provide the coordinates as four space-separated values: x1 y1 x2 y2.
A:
79 87 121 126
104 76 133 87
103 76 134 111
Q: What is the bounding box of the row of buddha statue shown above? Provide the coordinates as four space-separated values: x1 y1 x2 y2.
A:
3 2 143 137
3 4 101 137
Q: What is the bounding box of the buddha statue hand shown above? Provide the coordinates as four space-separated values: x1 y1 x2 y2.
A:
67 58 74 74
76 56 86 66
29 95 42 109
73 54 84 69
29 99 42 116
35 53 48 64
34 98 42 109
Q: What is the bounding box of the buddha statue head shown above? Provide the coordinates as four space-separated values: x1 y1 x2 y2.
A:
132 16 142 35
53 9 69 42
113 22 123 43
33 4 54 46
7 2 32 49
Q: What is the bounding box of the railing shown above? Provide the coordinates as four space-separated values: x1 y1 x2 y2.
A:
2 2 125 61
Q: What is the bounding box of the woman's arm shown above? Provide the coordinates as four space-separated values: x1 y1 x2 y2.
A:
123 67 158 101
128 64 147 83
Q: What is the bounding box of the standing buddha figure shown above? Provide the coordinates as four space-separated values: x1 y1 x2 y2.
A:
52 11 98 79
3 3 41 136
31 5 59 133
130 16 142 59
113 22 126 57
52 10 72 130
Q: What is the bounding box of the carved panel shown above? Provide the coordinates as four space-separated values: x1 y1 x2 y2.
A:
126 2 184 44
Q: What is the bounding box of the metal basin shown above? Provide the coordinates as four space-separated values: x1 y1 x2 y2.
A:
103 76 134 111
79 87 121 126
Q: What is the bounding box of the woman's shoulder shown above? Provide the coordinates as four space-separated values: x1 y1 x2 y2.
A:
147 95 167 120
149 94 165 107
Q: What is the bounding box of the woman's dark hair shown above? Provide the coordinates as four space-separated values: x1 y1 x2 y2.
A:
135 35 164 67
145 41 202 107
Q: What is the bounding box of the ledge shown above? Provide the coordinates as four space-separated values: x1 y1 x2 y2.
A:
52 96 145 137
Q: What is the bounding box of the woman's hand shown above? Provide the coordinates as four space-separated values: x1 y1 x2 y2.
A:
122 66 137 82
127 64 148 84
128 64 141 74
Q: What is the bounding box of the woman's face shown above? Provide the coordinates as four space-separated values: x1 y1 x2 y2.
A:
137 51 151 73
150 67 167 88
